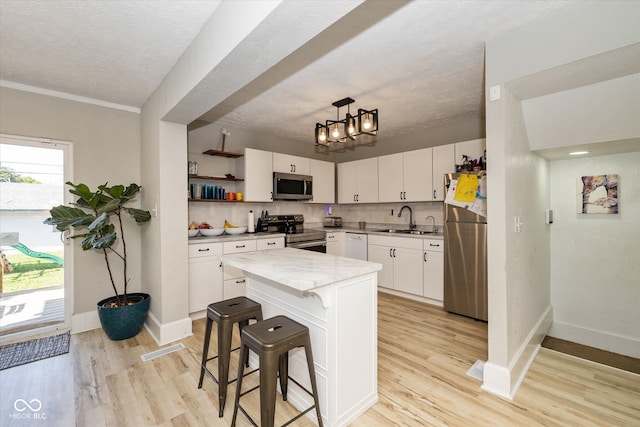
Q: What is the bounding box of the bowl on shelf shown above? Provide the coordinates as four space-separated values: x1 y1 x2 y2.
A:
199 227 225 236
188 229 199 237
224 226 247 235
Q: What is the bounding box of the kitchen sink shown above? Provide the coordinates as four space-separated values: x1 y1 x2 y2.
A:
372 229 434 235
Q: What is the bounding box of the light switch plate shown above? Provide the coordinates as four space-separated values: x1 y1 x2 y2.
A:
489 85 501 101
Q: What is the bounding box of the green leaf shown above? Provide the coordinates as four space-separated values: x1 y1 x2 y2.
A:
126 207 152 223
92 232 117 249
88 212 108 231
44 206 95 231
107 185 125 199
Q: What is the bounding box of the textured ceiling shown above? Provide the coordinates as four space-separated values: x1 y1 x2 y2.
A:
0 0 574 142
0 0 221 107
194 0 573 142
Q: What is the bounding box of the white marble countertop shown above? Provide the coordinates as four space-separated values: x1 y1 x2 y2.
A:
222 247 382 292
309 225 444 240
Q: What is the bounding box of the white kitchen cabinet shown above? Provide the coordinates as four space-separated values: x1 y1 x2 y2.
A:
377 153 403 202
309 158 335 204
367 244 394 288
337 157 378 203
256 236 284 250
378 148 433 202
367 235 423 295
272 153 310 175
455 138 486 165
188 242 223 313
432 144 455 201
237 148 273 202
423 239 444 302
222 239 257 300
326 231 345 256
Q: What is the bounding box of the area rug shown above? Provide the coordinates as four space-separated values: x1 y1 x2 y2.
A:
0 331 70 370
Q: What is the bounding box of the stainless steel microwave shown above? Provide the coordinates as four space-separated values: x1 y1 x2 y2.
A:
273 172 313 200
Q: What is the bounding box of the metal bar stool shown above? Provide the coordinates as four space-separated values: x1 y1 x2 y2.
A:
231 315 323 427
198 296 263 417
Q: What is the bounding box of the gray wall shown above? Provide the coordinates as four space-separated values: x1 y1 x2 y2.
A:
0 87 141 315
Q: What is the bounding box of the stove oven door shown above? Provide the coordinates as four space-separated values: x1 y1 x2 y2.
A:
287 239 327 253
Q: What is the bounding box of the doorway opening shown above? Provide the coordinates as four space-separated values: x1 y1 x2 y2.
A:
0 135 73 342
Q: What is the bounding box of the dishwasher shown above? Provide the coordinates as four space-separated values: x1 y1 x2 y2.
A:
345 232 368 260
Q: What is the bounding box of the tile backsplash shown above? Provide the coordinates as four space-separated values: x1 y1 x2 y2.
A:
189 201 444 229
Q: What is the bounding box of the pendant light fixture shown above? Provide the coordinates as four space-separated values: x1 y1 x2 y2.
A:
315 97 378 146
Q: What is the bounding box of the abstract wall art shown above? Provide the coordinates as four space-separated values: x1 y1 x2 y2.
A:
577 174 618 214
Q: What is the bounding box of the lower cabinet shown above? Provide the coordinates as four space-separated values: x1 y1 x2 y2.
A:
222 239 257 300
223 236 285 299
423 239 444 302
188 237 284 314
326 231 345 256
188 242 223 313
367 235 423 294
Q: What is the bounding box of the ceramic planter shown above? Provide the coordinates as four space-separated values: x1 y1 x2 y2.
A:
97 293 150 340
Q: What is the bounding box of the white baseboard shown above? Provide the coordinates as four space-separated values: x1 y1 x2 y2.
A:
548 321 640 359
482 304 553 399
144 311 193 346
71 310 101 334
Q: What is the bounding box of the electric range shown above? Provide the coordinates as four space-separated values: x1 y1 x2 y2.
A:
264 214 326 252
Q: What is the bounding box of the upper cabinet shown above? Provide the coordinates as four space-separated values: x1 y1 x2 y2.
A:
337 157 378 203
432 144 455 201
454 138 486 165
378 148 433 202
272 153 310 175
309 158 335 204
237 148 273 202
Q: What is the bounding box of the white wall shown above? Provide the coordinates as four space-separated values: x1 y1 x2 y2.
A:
0 87 141 315
549 152 640 358
483 1 640 398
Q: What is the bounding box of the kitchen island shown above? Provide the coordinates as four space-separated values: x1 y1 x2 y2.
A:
222 247 382 427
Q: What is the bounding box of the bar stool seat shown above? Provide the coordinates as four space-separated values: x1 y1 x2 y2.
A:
198 296 263 417
232 315 323 427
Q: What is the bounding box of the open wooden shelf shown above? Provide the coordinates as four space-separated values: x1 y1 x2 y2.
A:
188 174 244 182
188 199 244 203
202 149 244 158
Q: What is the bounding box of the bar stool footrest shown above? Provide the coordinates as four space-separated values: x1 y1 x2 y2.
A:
235 375 319 427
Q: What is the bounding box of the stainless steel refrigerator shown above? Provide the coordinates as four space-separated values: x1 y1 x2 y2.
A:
443 173 488 321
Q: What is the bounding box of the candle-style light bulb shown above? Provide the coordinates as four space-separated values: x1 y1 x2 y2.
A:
332 123 340 138
319 128 326 142
363 113 372 130
348 117 356 135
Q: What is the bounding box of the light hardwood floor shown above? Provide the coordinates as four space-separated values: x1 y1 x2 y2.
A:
1 292 638 426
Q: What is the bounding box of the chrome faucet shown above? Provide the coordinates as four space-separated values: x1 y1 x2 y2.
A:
398 205 415 229
425 215 436 233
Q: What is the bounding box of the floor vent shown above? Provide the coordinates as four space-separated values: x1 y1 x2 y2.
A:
141 343 185 362
466 359 485 381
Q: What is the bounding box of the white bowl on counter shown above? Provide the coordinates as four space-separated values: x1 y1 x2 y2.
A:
199 227 225 236
188 229 199 237
224 226 247 235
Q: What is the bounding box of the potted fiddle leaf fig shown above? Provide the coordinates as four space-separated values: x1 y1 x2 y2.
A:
44 182 152 340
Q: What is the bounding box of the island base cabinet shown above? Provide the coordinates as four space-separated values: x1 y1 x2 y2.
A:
245 272 378 427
